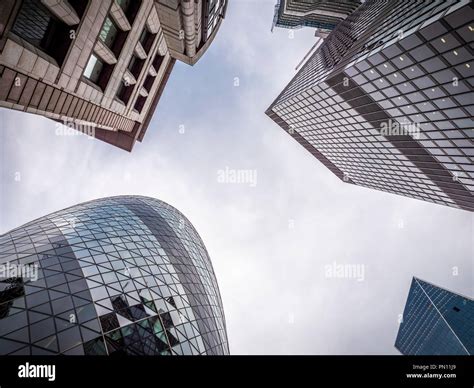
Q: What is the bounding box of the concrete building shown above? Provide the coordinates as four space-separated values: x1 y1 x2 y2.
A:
271 0 361 37
267 0 474 212
0 0 227 151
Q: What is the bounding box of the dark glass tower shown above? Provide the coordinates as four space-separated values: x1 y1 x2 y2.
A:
395 277 473 355
0 196 229 355
267 0 474 211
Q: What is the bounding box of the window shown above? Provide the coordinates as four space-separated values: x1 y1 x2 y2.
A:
116 0 131 12
128 55 144 78
83 54 113 91
99 16 128 57
206 0 226 38
139 28 154 54
152 53 164 72
143 74 155 92
99 17 118 49
116 0 142 24
134 95 147 113
11 0 76 66
68 0 89 19
116 80 132 104
84 55 104 84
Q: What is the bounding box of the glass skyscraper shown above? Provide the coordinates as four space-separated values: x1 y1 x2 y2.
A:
0 196 229 355
272 0 361 33
395 277 473 355
267 0 473 211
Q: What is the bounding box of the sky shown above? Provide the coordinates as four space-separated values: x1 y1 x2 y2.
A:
0 0 473 355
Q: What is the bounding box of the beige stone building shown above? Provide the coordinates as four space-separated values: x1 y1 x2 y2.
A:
0 0 227 150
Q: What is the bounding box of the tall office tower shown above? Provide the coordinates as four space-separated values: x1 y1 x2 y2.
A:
272 0 361 37
0 0 227 151
0 196 229 355
266 0 474 211
395 277 473 355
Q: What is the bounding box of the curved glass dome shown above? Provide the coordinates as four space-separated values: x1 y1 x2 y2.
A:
0 196 229 355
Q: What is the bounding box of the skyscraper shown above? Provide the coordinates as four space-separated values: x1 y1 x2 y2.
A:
272 0 361 37
0 196 229 355
395 277 473 355
266 0 473 211
0 0 227 151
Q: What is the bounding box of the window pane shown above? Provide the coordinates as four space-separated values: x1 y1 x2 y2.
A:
99 17 118 48
83 55 103 83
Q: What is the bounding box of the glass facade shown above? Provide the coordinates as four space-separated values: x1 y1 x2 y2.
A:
267 0 473 211
272 0 361 31
205 0 227 39
0 196 229 355
395 277 473 355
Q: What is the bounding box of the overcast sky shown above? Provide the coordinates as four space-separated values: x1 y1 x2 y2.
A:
0 0 472 355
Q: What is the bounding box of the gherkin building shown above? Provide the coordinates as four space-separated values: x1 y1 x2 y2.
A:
0 196 229 355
